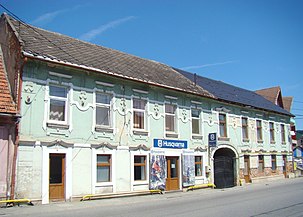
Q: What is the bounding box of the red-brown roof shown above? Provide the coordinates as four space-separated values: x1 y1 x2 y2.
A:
282 96 293 112
0 50 17 114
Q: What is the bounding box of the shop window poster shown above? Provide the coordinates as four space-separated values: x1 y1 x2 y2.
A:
182 154 195 187
150 154 166 190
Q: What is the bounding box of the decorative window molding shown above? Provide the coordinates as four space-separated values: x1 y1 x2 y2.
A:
133 89 148 94
95 92 113 131
49 71 72 79
95 81 114 87
165 95 178 100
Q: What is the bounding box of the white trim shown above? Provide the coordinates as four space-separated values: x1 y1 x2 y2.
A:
130 151 150 191
95 81 114 87
133 89 149 94
164 95 178 100
49 71 72 79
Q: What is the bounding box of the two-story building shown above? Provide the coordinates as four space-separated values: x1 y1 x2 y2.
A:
0 13 294 204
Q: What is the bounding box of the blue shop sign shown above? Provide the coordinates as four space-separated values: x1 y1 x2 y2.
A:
154 139 188 149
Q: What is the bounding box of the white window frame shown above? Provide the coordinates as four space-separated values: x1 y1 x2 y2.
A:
269 122 275 143
241 117 249 141
47 83 69 125
131 151 149 190
256 119 263 142
95 92 113 128
132 97 148 131
191 108 202 136
165 103 177 133
218 113 228 138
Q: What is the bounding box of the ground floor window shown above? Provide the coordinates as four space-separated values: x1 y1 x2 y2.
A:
97 154 111 182
258 155 264 173
271 155 276 172
134 155 146 181
195 156 203 176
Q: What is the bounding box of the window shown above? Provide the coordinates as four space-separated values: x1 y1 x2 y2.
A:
195 156 203 176
281 124 286 143
134 156 146 181
165 104 176 132
191 109 201 135
49 85 68 123
271 155 276 172
258 155 264 173
133 98 147 130
256 120 263 142
96 154 111 182
242 117 249 141
219 113 227 137
269 122 275 143
96 93 112 127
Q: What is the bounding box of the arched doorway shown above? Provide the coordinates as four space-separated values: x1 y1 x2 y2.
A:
214 148 236 188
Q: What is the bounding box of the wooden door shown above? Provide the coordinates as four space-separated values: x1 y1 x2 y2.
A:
49 154 65 200
166 157 179 191
244 155 251 183
283 155 287 178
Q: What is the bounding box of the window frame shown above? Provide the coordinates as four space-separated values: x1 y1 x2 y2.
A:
256 120 263 142
269 122 275 143
191 108 201 136
134 155 147 181
95 92 113 128
165 103 177 133
242 117 249 141
47 84 69 125
194 156 203 177
96 154 112 183
281 124 286 144
271 155 276 172
132 98 147 131
219 113 227 138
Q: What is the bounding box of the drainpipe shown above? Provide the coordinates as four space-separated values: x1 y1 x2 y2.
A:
10 56 26 200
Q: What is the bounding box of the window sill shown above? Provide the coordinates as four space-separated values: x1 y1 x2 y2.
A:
192 135 203 140
218 137 230 141
257 140 264 143
95 126 114 133
133 130 148 136
47 122 69 129
270 141 276 144
242 139 250 143
165 132 179 138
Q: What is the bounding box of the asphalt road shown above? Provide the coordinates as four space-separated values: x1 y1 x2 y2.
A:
2 177 303 217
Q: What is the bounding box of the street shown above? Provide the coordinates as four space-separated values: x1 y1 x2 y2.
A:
2 177 303 217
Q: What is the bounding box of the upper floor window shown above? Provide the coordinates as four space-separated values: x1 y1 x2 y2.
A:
134 155 146 181
242 117 249 141
96 93 112 127
281 124 286 143
165 104 176 132
256 120 263 142
269 122 275 143
191 109 201 135
49 85 68 123
96 154 111 182
133 98 147 130
219 113 227 137
195 156 203 176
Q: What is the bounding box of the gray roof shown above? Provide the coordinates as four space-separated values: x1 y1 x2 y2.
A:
3 14 214 99
175 68 293 116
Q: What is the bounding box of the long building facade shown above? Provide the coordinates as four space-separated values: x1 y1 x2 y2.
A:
0 13 294 204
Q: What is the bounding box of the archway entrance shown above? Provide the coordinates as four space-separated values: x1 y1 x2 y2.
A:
214 148 236 188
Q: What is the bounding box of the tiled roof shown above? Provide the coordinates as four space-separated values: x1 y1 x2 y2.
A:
176 68 293 116
3 14 214 99
0 49 16 114
255 86 281 104
282 97 293 112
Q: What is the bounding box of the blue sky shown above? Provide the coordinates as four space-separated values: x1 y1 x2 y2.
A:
1 0 303 129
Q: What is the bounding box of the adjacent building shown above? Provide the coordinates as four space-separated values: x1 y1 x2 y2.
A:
0 13 294 204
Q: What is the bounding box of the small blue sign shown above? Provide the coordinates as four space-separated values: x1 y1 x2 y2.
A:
154 139 188 149
208 133 217 147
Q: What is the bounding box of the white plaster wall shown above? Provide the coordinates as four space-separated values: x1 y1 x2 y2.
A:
115 146 131 192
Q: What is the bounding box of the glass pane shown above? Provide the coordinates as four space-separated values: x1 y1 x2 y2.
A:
219 114 226 122
50 155 63 184
96 93 111 104
134 166 145 180
134 156 145 163
242 127 248 139
49 99 65 121
191 109 199 118
50 86 67 98
258 162 264 173
97 155 110 163
192 119 200 134
133 99 146 109
170 158 177 178
195 164 202 176
165 104 175 114
96 107 110 126
219 124 226 137
242 118 247 126
165 115 175 131
133 111 144 129
97 166 110 182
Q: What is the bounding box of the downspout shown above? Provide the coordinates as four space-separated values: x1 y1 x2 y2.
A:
10 56 26 200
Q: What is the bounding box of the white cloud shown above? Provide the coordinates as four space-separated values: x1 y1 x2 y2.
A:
180 60 237 70
31 5 86 26
79 16 136 42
